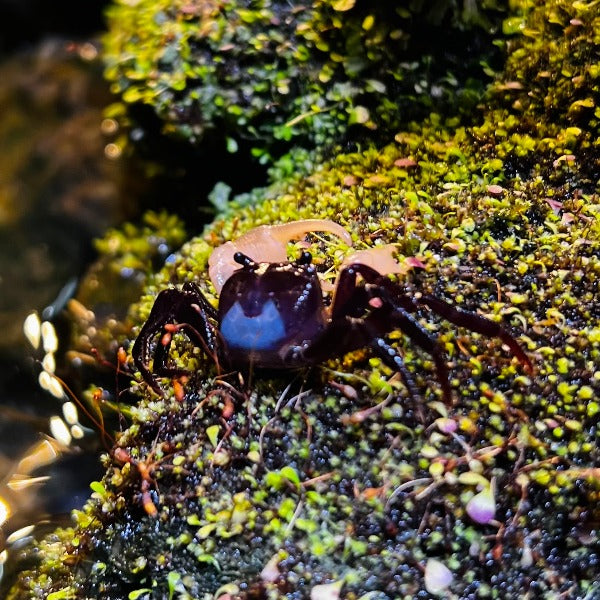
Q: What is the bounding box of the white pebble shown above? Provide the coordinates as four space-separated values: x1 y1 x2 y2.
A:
521 540 533 568
310 581 343 600
42 352 56 374
49 416 72 446
23 313 41 349
41 321 58 353
62 401 79 425
260 555 280 583
424 558 453 595
70 424 85 439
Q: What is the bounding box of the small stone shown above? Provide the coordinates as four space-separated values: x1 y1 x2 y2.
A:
424 558 453 595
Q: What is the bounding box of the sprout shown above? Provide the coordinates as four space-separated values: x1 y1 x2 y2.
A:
466 478 497 525
310 580 344 600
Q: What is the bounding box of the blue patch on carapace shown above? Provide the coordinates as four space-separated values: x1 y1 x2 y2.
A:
220 299 286 351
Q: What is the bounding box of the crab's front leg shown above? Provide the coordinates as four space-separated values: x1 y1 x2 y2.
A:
132 282 219 395
346 264 453 401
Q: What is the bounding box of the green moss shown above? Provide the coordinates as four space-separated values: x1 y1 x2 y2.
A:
13 113 600 595
4 527 76 600
103 0 504 159
495 0 600 138
67 211 186 358
481 0 600 189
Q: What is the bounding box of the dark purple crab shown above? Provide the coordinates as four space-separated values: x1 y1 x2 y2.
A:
132 221 533 402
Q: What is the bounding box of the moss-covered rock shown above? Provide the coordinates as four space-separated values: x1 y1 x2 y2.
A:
102 0 504 161
11 116 600 597
8 0 600 598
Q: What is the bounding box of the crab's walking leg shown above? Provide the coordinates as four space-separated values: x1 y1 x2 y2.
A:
308 263 453 402
369 336 421 402
330 262 534 402
379 307 454 404
132 283 218 395
420 295 534 374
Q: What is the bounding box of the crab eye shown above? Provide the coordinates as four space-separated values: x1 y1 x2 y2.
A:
233 252 256 268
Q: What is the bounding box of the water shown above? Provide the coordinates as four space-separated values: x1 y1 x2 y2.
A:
0 37 130 542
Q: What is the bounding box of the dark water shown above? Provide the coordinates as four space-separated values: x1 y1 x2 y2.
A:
0 2 274 584
0 0 107 55
0 0 124 541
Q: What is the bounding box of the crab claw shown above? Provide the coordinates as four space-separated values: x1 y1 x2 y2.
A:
208 219 353 293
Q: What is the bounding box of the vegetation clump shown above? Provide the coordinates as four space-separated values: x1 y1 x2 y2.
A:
103 0 505 162
10 121 600 597
67 210 187 361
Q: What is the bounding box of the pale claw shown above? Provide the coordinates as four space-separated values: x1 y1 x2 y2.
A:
341 245 426 276
209 219 353 293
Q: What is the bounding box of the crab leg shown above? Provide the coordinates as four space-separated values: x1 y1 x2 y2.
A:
420 295 534 374
132 283 218 395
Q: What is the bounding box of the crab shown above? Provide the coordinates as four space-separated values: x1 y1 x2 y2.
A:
132 220 533 402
